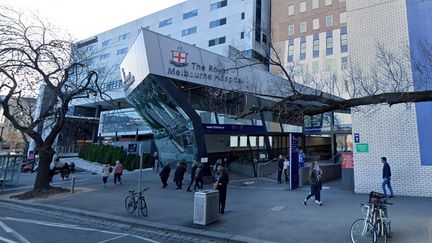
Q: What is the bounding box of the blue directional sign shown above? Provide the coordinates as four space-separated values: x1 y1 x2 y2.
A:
354 133 360 143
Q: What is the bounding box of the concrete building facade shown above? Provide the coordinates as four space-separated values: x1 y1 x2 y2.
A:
271 0 348 90
69 0 272 143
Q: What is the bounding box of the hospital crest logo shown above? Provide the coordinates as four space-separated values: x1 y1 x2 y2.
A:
170 47 188 67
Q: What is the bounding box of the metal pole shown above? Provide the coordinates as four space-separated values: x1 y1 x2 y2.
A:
0 156 4 192
70 176 76 193
138 144 143 192
289 134 292 190
138 144 143 216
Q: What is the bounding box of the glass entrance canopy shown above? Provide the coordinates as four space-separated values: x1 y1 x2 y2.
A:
120 28 335 162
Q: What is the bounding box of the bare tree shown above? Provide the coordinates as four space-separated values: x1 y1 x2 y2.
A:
227 34 432 120
0 7 101 195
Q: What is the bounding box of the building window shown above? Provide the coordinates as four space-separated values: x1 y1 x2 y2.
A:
326 37 333 49
341 56 348 70
255 29 261 42
288 24 295 36
211 0 227 10
262 33 267 44
255 0 261 43
208 36 226 47
230 136 239 147
102 39 111 47
209 18 227 28
241 12 245 19
312 0 319 9
183 9 198 20
241 32 244 39
300 1 306 13
288 5 294 16
288 42 294 62
313 18 320 30
326 15 333 27
119 33 130 41
159 18 173 28
100 53 109 60
326 32 333 56
300 21 307 33
340 27 348 53
300 39 306 60
182 26 197 36
117 48 128 56
341 34 348 47
87 45 96 52
325 0 332 6
313 35 319 58
340 12 347 24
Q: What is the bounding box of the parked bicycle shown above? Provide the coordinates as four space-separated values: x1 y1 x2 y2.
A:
124 187 150 217
350 191 392 243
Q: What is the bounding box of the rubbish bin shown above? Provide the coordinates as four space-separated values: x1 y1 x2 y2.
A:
193 190 219 225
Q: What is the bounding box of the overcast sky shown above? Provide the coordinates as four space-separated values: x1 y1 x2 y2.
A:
0 0 185 40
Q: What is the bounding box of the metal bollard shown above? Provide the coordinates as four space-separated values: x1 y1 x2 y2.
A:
70 176 76 193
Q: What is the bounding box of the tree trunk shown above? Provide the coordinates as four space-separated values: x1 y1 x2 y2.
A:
33 148 54 192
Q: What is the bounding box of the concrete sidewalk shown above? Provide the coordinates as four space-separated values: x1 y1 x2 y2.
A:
1 160 432 243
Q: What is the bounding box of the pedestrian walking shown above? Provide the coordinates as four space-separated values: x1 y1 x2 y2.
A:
114 160 123 185
381 157 394 198
49 160 56 182
61 162 70 180
187 161 199 192
299 150 305 167
303 160 323 206
102 163 112 186
70 162 76 173
283 156 289 184
152 152 163 171
159 163 171 188
214 163 229 214
212 159 222 182
277 155 284 184
194 163 204 191
174 161 187 189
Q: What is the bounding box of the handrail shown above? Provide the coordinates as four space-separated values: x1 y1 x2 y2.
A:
327 151 344 163
255 157 279 178
257 157 278 167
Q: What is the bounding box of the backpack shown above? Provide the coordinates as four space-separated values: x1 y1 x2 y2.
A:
109 167 113 173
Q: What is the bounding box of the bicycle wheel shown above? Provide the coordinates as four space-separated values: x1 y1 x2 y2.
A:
139 197 148 217
374 220 387 243
125 196 135 214
350 219 376 243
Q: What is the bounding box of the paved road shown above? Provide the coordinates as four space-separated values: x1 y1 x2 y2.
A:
0 200 215 243
1 167 432 243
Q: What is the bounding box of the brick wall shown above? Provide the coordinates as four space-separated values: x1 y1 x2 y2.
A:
348 0 432 197
352 105 432 197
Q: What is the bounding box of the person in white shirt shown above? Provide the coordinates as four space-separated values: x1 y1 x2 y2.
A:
102 163 112 186
283 156 289 184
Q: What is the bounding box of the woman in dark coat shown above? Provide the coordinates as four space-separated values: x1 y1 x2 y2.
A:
303 160 323 206
187 161 198 192
174 161 187 189
215 163 229 214
159 164 171 188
